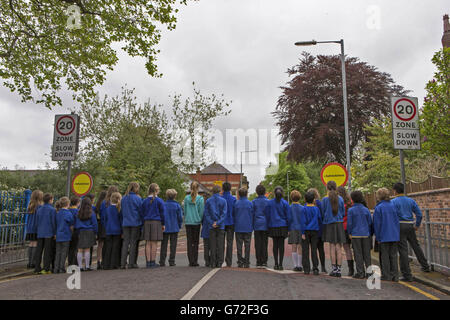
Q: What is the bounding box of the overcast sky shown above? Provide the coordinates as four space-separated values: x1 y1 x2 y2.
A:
0 0 448 192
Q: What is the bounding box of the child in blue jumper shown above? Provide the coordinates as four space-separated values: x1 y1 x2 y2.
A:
233 188 253 268
347 191 373 279
26 190 43 269
201 214 211 267
34 193 56 274
68 196 81 266
373 188 400 282
120 182 143 269
75 197 98 271
204 185 227 268
289 190 303 272
300 191 322 275
252 185 269 268
103 192 123 270
160 189 183 267
54 197 74 273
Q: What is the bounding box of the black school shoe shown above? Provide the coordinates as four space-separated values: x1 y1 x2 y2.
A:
129 264 139 269
169 262 176 267
352 273 365 279
399 276 413 282
274 265 279 270
313 269 319 276
421 266 431 273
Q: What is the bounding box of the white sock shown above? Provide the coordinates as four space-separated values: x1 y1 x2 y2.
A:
77 253 83 268
85 252 90 269
292 252 298 267
297 254 302 267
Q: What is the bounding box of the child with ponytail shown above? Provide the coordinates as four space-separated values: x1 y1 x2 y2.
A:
264 186 291 270
321 181 346 277
25 190 43 269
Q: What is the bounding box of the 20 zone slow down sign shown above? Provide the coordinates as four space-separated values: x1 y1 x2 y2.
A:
391 97 421 150
52 114 79 161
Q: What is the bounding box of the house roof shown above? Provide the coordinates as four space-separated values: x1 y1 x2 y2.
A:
200 162 234 175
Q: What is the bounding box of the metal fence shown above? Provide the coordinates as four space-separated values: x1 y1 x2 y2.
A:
0 190 31 266
408 208 449 274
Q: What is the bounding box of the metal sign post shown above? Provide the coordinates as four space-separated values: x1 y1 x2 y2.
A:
391 96 421 195
52 113 80 197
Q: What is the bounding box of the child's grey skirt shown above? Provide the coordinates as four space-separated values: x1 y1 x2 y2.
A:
77 229 96 249
322 222 346 244
143 220 163 241
288 230 302 244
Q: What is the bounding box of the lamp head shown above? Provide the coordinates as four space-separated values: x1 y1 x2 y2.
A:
295 40 317 46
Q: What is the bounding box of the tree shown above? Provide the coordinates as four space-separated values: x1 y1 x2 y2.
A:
171 83 232 172
0 0 190 108
352 116 448 192
75 87 185 200
422 48 450 161
262 152 310 198
273 52 408 164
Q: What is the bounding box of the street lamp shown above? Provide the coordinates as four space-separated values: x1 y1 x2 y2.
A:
295 39 352 191
287 171 290 203
240 150 258 188
295 39 352 190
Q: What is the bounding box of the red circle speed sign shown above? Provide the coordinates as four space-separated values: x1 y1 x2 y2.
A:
393 98 417 122
56 115 76 136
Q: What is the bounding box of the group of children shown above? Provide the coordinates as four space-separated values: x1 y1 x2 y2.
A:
25 179 429 282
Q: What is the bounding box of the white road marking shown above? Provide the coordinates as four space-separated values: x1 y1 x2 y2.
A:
180 263 224 300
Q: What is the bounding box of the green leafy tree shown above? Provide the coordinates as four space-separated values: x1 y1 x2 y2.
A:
0 0 191 108
422 48 450 160
75 87 185 200
352 116 448 192
262 152 310 199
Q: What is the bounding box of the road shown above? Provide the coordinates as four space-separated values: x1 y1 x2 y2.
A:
0 236 448 300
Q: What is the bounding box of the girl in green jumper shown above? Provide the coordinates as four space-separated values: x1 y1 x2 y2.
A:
183 182 205 266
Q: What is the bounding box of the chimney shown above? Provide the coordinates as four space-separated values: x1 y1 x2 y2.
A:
443 14 450 48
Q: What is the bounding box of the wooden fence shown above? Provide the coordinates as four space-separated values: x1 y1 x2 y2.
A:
364 176 450 210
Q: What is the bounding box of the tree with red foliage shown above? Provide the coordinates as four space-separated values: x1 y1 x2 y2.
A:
273 52 408 164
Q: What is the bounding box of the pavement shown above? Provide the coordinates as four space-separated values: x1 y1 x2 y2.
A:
0 235 449 300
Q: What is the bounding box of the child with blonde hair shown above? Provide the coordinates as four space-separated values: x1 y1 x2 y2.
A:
26 190 43 269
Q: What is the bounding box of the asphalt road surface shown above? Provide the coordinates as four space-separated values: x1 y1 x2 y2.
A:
0 236 447 300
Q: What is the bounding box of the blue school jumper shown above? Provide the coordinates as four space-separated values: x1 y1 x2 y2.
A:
300 204 321 234
104 205 122 235
252 196 269 231
69 208 79 220
36 204 56 238
315 199 324 237
164 200 184 233
55 209 74 242
264 199 291 228
233 197 254 233
373 201 400 243
222 191 236 227
289 203 303 232
201 214 210 239
204 194 227 230
347 203 373 237
140 197 166 225
121 192 143 227
26 205 41 235
74 213 98 233
391 195 422 227
321 196 345 225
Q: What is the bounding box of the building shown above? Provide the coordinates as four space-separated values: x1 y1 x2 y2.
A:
443 14 450 48
188 162 248 195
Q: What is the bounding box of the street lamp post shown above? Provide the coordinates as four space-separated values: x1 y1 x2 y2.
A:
287 171 290 203
295 39 352 191
240 150 258 188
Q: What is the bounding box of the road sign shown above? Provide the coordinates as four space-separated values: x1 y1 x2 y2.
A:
391 97 421 150
320 163 348 187
52 114 80 161
71 172 93 197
